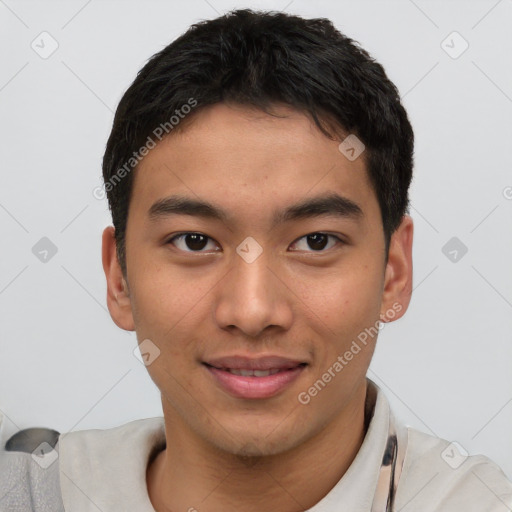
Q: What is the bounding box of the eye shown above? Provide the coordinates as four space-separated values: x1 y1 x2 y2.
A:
289 233 343 252
166 232 344 254
167 233 220 253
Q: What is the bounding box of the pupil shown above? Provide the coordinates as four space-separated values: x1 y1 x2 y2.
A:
308 233 327 250
186 234 207 250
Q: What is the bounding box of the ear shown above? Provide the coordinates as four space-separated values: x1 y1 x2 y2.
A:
102 226 135 331
380 215 414 323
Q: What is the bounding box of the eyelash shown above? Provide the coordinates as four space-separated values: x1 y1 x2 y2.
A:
165 232 345 254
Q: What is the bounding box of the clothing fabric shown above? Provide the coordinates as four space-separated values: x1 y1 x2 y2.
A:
1 379 511 511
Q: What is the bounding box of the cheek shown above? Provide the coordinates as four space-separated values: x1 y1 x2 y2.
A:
129 259 205 325
129 272 206 396
128 266 201 355
298 260 383 337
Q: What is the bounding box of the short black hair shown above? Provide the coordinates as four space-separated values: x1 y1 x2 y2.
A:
102 8 414 276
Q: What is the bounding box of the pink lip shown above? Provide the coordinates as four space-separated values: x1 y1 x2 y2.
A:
204 363 306 399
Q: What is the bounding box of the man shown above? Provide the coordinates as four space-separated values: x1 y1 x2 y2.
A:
1 8 511 512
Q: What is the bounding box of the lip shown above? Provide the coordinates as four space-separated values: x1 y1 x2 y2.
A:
202 355 308 400
204 364 306 399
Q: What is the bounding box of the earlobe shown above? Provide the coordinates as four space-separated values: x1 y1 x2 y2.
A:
101 226 135 331
380 215 414 323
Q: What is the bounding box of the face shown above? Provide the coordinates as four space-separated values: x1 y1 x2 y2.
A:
103 103 413 458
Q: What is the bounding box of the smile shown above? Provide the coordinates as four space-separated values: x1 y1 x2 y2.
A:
203 362 307 399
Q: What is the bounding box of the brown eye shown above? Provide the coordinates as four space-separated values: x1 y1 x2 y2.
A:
306 233 328 250
168 233 220 252
289 233 342 252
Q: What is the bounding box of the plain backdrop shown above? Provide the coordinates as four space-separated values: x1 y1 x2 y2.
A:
1 0 511 480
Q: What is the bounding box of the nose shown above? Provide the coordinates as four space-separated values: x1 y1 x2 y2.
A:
214 247 293 338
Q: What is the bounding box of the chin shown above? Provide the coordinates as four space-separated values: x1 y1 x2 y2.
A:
206 422 310 460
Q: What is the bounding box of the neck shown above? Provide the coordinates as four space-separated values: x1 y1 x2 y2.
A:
147 380 369 512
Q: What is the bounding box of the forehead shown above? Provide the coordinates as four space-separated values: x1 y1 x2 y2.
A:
129 103 378 228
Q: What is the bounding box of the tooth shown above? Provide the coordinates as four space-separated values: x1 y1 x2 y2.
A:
253 370 270 377
224 368 283 377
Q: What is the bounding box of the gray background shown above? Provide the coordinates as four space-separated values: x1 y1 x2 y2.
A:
1 0 511 480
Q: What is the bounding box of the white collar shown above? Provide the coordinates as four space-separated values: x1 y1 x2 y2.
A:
58 378 393 511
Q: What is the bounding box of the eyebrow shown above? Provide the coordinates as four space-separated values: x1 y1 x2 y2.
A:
147 192 364 227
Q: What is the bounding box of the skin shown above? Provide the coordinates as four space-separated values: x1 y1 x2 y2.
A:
102 102 413 512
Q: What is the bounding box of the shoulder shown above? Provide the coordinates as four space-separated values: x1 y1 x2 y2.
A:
57 417 165 511
396 427 512 512
0 417 164 512
58 416 165 455
0 444 64 512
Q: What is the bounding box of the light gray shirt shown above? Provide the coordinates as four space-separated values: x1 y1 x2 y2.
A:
1 380 511 511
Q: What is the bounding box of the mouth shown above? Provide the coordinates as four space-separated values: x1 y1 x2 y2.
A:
202 356 308 399
205 366 302 377
203 363 307 376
